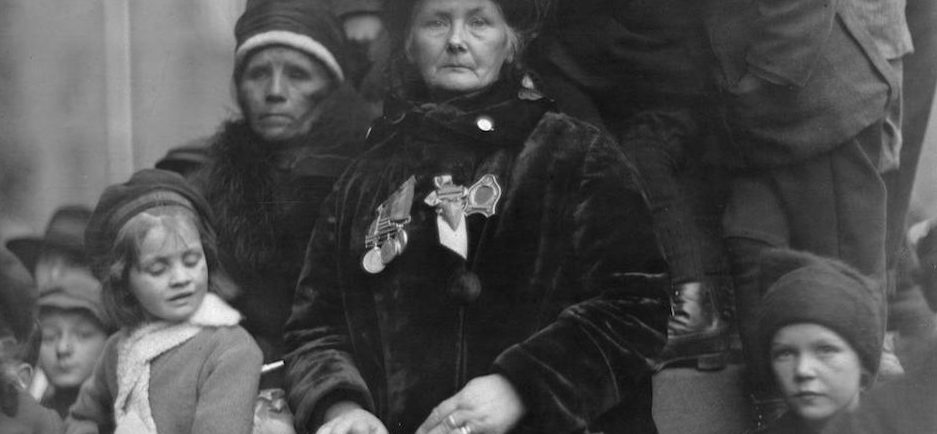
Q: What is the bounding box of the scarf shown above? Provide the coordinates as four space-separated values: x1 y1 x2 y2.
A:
113 293 241 434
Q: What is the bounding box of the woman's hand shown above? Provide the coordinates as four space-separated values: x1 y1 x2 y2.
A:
342 14 384 44
316 401 388 434
416 374 526 434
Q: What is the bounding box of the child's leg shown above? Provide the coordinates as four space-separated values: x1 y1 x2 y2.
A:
622 109 731 370
774 123 888 287
723 172 791 407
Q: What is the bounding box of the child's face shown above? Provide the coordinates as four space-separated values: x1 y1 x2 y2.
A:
128 217 208 323
39 309 108 389
771 323 863 426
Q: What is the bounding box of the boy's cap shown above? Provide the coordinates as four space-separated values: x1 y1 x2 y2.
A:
85 169 215 281
37 270 108 328
6 205 92 275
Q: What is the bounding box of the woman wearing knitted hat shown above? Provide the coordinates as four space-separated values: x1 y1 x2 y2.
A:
755 248 883 433
283 0 668 433
189 0 375 368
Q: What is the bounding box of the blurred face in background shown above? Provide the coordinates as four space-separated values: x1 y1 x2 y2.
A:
406 0 517 95
771 323 864 428
39 308 107 389
238 46 334 143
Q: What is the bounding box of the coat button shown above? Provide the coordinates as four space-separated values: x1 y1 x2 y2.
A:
475 116 494 132
449 270 482 304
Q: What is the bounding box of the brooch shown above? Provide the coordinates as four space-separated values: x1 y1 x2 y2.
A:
423 174 502 258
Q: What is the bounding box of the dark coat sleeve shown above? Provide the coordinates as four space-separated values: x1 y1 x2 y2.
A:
283 190 375 433
492 129 669 433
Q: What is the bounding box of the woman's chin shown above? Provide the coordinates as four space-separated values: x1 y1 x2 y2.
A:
254 125 300 144
427 76 492 96
793 403 839 425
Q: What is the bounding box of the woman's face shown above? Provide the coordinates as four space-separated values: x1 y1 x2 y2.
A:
39 308 108 389
407 0 515 95
128 216 208 323
238 46 333 143
771 323 864 426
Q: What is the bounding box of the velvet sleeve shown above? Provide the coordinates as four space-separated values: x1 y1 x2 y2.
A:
283 190 374 433
493 130 669 432
66 333 120 434
745 0 839 87
191 326 263 434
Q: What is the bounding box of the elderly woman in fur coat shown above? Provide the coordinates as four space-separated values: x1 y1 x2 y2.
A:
191 0 374 366
283 0 670 433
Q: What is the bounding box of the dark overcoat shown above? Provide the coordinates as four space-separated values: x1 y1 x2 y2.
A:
284 80 669 434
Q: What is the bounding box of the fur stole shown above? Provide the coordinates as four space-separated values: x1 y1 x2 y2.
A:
113 293 240 434
200 83 372 277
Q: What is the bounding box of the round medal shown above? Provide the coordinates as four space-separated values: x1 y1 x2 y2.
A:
362 247 385 274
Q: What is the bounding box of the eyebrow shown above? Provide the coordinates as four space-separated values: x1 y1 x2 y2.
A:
421 6 489 17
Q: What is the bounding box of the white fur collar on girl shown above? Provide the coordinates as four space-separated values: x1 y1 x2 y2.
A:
113 293 241 434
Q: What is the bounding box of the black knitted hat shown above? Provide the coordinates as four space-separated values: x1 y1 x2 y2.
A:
85 169 216 282
757 248 884 375
234 0 348 82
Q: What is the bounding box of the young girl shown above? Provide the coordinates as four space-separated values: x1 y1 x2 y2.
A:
66 169 262 434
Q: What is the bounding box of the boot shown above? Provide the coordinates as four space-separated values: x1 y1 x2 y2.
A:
655 280 730 371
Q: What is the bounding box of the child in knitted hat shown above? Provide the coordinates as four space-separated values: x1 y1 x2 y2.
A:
66 169 262 434
755 248 884 433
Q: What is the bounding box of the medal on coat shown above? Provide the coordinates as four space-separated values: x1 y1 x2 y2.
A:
423 174 502 259
362 177 415 274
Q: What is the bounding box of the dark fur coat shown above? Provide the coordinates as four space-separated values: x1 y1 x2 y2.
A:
284 79 669 433
193 83 374 361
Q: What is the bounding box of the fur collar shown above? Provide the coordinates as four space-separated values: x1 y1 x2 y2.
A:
201 83 373 275
113 294 240 434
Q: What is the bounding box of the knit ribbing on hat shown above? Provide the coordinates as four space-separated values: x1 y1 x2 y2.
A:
106 191 195 239
235 30 344 82
757 261 884 375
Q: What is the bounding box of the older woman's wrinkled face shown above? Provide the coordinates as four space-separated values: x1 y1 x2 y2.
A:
771 324 864 427
238 46 333 143
407 0 516 95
